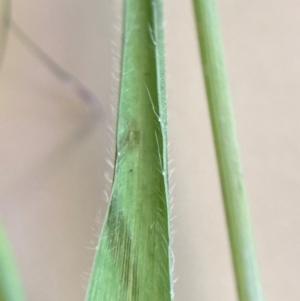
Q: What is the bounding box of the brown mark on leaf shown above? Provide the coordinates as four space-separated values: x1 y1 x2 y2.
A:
123 121 141 149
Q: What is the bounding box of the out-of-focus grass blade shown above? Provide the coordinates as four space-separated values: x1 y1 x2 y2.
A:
193 1 264 301
85 0 172 300
0 222 25 301
10 21 101 108
0 0 10 67
0 3 25 301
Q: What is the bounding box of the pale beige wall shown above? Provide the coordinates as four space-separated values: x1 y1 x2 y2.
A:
0 1 299 300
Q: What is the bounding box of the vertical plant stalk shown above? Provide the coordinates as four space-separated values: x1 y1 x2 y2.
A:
0 1 24 300
193 1 264 301
0 222 25 301
85 0 172 300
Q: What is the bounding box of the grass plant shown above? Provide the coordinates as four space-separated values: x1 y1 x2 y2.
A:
0 1 265 301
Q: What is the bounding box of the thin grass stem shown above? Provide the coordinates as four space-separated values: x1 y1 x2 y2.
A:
192 1 264 300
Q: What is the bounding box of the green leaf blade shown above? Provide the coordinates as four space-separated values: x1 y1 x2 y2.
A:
85 1 172 300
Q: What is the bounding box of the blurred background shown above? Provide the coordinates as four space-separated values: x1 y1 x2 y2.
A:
0 0 300 300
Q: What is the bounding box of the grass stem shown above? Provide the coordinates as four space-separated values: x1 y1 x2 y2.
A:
193 1 264 300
